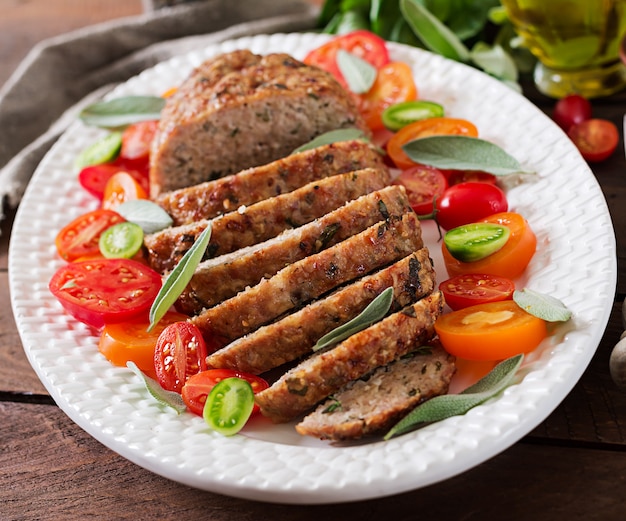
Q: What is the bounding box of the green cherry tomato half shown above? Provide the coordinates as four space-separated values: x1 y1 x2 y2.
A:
444 223 511 263
74 131 123 169
99 221 144 259
381 100 445 131
203 377 255 436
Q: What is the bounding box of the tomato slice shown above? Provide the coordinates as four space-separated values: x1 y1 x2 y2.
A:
181 369 269 417
154 322 209 393
439 273 515 311
356 61 418 131
120 120 158 161
434 300 547 361
386 117 479 169
101 171 148 210
203 377 255 436
48 258 162 329
442 212 537 280
567 118 619 162
55 209 125 261
393 164 448 214
98 311 188 378
435 181 508 230
303 30 390 89
99 221 144 259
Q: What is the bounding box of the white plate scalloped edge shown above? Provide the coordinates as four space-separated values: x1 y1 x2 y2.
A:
9 32 616 504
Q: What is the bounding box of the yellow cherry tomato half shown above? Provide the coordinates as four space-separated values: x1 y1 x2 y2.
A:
435 300 547 361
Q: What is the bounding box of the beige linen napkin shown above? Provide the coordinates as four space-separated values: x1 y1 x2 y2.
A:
0 0 319 224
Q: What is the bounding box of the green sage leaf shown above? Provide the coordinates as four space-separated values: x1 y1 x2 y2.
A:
385 353 524 439
116 199 174 234
513 288 573 322
470 42 518 82
400 0 470 62
313 287 394 351
126 361 186 414
337 49 378 94
148 224 212 331
402 135 532 176
291 128 370 154
79 95 166 129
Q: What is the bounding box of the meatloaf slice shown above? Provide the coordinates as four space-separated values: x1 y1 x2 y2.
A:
254 291 444 424
156 140 386 226
190 212 425 345
149 50 369 196
144 167 390 274
295 344 456 441
176 184 413 315
205 248 436 375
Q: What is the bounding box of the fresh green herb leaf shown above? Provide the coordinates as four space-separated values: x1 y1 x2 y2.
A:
332 9 371 34
385 353 524 439
402 135 532 176
74 131 122 169
126 361 186 414
513 288 573 322
291 128 370 154
79 96 166 129
148 224 212 331
116 199 174 234
337 49 378 94
470 42 518 82
313 286 394 351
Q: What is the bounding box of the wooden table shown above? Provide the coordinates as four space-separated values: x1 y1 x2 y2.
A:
3 2 626 519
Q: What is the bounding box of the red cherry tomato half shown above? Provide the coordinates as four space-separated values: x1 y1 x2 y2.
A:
439 273 515 311
446 170 497 186
567 118 619 162
181 369 269 417
78 159 149 200
154 322 209 393
48 258 162 329
552 94 592 131
435 182 508 231
393 165 448 215
120 120 158 161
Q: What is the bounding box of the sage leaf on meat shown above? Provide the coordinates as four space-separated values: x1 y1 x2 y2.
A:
116 199 173 234
313 287 394 351
336 49 377 94
126 362 186 414
291 128 370 154
513 288 572 322
402 135 533 176
148 224 212 331
79 95 166 128
385 353 524 439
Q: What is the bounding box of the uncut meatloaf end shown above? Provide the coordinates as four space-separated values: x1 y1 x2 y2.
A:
296 344 456 441
149 50 369 196
254 291 444 424
156 139 387 225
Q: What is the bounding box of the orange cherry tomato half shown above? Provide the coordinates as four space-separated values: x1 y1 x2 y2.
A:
439 273 515 311
181 369 269 417
442 212 537 280
98 311 189 378
434 300 548 361
392 164 448 214
356 61 418 131
387 117 479 169
101 171 148 210
567 118 619 162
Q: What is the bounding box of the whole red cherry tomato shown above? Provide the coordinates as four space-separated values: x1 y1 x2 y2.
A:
435 182 508 231
553 94 592 131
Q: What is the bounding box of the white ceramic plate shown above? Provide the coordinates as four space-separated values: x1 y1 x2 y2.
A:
9 33 616 504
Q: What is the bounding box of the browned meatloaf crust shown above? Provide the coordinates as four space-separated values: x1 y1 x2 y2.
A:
175 184 413 315
190 212 425 346
296 344 456 441
205 248 436 375
156 140 386 226
144 167 390 274
254 291 444 424
149 50 369 196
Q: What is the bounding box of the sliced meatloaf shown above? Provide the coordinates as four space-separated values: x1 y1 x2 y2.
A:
254 291 444 424
144 167 390 274
156 140 386 226
295 344 456 441
149 50 369 196
190 212 425 345
205 248 436 375
176 184 413 315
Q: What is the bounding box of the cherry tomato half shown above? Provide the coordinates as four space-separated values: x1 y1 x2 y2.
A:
393 164 448 214
78 159 149 201
181 369 269 417
435 182 508 230
552 94 592 132
49 258 162 329
446 170 497 186
567 118 619 162
120 120 158 161
386 117 479 170
154 321 209 393
439 273 515 311
102 171 148 210
434 300 547 361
